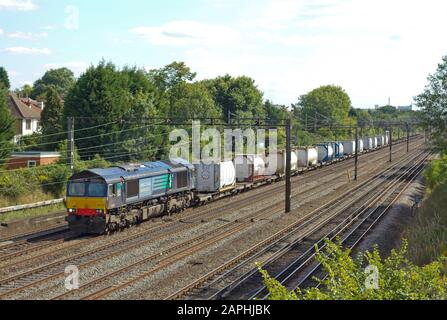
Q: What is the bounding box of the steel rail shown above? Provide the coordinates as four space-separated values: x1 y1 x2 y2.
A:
209 150 430 300
290 155 431 293
253 152 431 299
164 147 427 300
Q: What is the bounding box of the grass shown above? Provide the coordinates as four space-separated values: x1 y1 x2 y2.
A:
404 181 447 267
0 202 66 224
0 190 57 208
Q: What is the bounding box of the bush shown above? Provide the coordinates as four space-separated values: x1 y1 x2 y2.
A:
424 154 447 191
260 240 447 300
405 181 447 266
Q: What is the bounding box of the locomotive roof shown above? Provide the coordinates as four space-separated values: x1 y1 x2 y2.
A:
71 159 194 184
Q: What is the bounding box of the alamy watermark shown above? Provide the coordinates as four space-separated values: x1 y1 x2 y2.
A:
168 121 280 172
364 265 379 290
65 265 79 290
65 5 80 30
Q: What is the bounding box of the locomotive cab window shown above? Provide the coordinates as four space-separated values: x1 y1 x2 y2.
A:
68 182 86 197
88 183 107 197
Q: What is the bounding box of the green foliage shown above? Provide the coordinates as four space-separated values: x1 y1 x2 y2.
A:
40 86 64 150
424 154 447 191
0 67 10 89
15 133 43 152
14 84 33 98
0 164 71 199
166 82 222 120
405 180 447 266
64 61 160 161
415 55 447 151
148 61 196 93
261 240 447 300
0 88 15 166
31 67 75 99
203 74 265 122
294 85 352 130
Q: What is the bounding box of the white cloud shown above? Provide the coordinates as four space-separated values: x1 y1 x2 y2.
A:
191 0 447 107
43 25 56 31
0 0 36 11
19 80 32 86
3 47 51 55
8 31 48 40
44 61 88 75
130 20 239 46
0 28 3 35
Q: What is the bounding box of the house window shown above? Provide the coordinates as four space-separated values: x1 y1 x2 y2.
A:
27 160 37 168
26 120 31 130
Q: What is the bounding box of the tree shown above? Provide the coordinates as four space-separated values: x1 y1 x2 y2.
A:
15 84 33 98
203 75 265 122
261 240 447 300
148 61 197 93
415 55 447 151
0 67 10 90
41 86 64 150
0 88 15 166
64 61 160 160
166 82 222 120
31 67 75 99
294 85 352 131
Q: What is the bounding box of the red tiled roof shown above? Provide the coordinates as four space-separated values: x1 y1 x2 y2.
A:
7 93 41 120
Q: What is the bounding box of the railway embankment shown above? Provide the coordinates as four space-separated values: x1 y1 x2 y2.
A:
365 153 447 265
405 174 447 267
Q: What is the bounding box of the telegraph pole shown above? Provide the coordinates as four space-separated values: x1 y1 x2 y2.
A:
406 123 410 153
389 128 393 162
285 118 292 213
354 127 359 181
67 117 75 172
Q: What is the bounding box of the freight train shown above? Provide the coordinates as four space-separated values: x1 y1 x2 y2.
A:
66 134 393 235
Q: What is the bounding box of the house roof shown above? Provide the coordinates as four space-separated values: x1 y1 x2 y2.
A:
20 97 42 109
11 151 61 158
7 93 41 120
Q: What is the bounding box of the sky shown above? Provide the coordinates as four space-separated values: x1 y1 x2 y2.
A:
1 0 447 109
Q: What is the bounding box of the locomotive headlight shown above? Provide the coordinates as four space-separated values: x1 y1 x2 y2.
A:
96 209 104 214
68 208 75 213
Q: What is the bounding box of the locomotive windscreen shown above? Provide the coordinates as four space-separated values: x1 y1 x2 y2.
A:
67 182 107 197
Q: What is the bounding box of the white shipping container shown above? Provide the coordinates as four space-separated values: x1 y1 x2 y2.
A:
296 147 318 167
376 136 385 147
266 151 298 175
316 144 334 163
342 140 356 155
372 137 378 148
194 161 236 193
364 137 373 150
234 155 266 182
358 139 364 152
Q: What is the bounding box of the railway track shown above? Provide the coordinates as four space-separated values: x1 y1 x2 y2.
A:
0 137 417 270
0 137 423 300
165 147 429 300
0 136 417 246
282 154 431 295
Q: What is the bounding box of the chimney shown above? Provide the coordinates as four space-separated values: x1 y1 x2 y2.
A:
38 101 44 110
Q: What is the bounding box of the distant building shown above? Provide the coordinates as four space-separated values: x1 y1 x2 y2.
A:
6 151 61 169
397 105 413 111
7 93 43 143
